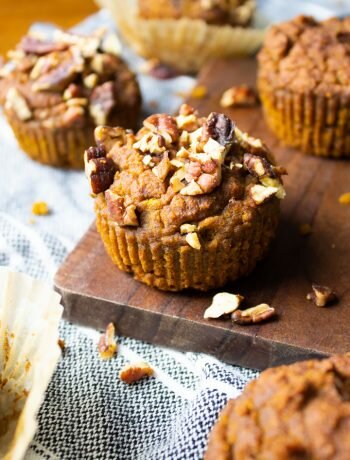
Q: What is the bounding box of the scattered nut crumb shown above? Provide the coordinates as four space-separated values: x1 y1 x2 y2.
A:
32 201 49 216
98 323 117 360
28 218 36 225
185 232 201 250
220 85 258 108
232 303 276 325
299 223 312 236
307 284 338 307
339 192 350 205
58 338 65 351
204 292 244 319
190 85 208 99
119 362 154 384
140 58 178 79
180 223 197 235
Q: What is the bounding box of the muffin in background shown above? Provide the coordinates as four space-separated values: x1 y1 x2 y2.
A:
205 353 350 460
0 29 141 168
138 0 255 27
85 105 286 291
258 15 350 158
96 0 263 72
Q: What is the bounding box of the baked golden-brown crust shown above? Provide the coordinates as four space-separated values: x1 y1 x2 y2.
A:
258 15 350 157
85 106 286 291
0 30 141 168
138 0 255 27
205 354 350 460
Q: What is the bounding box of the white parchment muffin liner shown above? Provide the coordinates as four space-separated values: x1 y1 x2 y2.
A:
0 268 63 460
98 0 264 72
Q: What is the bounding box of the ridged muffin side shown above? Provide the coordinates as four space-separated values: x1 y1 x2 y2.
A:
258 15 350 158
85 106 286 291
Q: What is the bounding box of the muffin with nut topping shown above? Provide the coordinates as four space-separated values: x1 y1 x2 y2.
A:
85 105 286 291
258 15 350 158
0 29 141 168
205 353 350 460
98 0 262 72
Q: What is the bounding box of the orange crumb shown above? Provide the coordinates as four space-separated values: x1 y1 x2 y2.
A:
32 201 49 216
119 362 154 384
98 323 117 360
338 192 350 205
190 85 208 99
58 339 65 351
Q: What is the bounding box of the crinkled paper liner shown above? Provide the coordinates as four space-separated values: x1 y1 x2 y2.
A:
5 112 95 169
95 198 280 292
0 268 63 460
97 0 265 72
258 81 350 158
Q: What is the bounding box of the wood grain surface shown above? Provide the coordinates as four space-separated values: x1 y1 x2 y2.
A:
0 0 97 55
55 59 350 370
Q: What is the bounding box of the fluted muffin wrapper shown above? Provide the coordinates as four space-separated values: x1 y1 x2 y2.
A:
95 199 280 292
258 82 350 158
0 268 62 460
5 111 95 169
97 0 264 72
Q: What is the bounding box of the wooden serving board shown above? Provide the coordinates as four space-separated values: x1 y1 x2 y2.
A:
54 59 350 370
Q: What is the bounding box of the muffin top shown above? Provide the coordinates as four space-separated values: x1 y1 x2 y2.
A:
206 354 350 460
0 29 140 129
138 0 255 27
258 15 350 96
85 105 286 242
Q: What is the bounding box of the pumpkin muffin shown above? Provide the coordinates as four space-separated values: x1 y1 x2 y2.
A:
258 15 350 158
85 105 286 291
138 0 255 27
97 0 262 72
0 30 141 168
205 353 350 460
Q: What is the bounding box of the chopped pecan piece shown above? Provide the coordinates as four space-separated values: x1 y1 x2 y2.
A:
85 144 106 161
94 126 127 152
185 232 201 249
220 85 258 108
133 132 166 154
32 48 83 92
180 223 197 234
176 114 198 131
89 81 115 126
5 87 32 120
101 33 122 56
204 292 244 319
105 190 139 226
98 323 117 360
180 180 203 196
83 73 98 89
119 362 154 384
232 304 276 325
85 157 116 194
62 106 85 126
58 338 65 351
250 184 278 205
143 114 179 144
202 112 235 148
63 83 83 100
19 35 68 55
259 177 286 200
152 152 172 181
243 153 275 178
179 104 196 116
307 284 338 307
203 138 226 162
